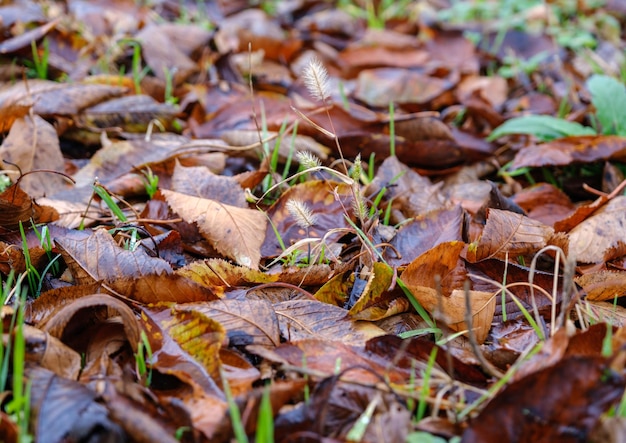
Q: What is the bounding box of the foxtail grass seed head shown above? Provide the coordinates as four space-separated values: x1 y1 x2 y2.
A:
296 150 322 170
286 199 318 229
351 153 363 181
352 193 368 222
302 57 330 102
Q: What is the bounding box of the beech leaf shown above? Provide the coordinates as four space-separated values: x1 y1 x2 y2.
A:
161 189 267 269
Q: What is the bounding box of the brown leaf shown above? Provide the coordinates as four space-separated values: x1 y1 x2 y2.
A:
72 137 190 188
55 229 172 286
568 196 626 263
108 274 217 304
28 366 124 443
0 19 58 54
248 338 407 385
177 299 280 348
364 155 445 221
26 283 103 325
0 184 57 232
366 335 489 386
402 241 495 343
161 189 267 269
511 135 626 169
136 24 211 85
354 68 452 107
0 115 66 197
462 356 625 443
0 80 125 117
384 205 465 266
23 325 82 380
468 259 565 323
39 293 142 354
465 208 555 263
274 299 385 346
512 183 575 227
77 95 178 132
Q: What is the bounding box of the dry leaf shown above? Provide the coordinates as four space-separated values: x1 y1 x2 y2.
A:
466 208 556 263
274 299 386 346
161 189 267 269
402 241 496 343
0 115 66 197
568 196 626 263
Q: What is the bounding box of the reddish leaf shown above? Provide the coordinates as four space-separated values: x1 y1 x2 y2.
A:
462 356 625 443
511 135 626 169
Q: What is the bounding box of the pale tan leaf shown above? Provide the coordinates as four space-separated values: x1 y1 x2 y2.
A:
172 162 247 207
177 259 277 294
35 197 102 229
72 136 190 188
219 129 330 162
0 116 66 197
575 270 626 301
161 189 267 269
0 79 125 116
409 286 495 344
568 196 626 263
402 241 495 343
579 300 626 327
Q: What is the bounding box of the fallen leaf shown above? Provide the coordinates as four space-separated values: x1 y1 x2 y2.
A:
462 356 625 443
568 196 626 263
161 189 267 269
274 299 386 346
402 241 496 343
0 115 66 197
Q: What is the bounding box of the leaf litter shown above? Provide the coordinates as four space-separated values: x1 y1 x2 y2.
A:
0 1 625 442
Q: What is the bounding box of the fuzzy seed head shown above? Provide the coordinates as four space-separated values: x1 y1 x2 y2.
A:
286 199 318 229
296 150 322 170
352 193 368 221
302 57 330 102
351 154 363 181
